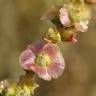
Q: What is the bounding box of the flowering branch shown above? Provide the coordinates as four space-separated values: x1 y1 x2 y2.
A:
0 0 96 95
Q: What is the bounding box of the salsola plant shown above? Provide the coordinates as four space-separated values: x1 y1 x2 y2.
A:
0 0 96 95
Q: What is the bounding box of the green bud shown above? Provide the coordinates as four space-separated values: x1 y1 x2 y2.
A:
30 83 39 94
16 90 28 96
5 87 15 96
0 80 10 95
44 28 61 43
60 28 76 42
16 86 30 96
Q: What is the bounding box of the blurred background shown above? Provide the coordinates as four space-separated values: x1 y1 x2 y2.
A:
0 0 96 96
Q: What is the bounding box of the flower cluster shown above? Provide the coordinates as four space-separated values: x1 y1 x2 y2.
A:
42 0 92 43
0 76 38 96
19 0 96 82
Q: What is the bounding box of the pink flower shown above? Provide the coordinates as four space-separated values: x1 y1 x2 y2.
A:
19 42 65 81
75 20 89 32
59 7 71 27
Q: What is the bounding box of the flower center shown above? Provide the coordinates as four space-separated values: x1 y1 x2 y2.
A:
35 53 51 67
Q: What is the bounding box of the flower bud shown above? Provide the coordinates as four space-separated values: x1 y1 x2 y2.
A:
6 87 15 96
60 28 77 43
16 86 30 96
44 28 61 43
16 90 28 96
0 80 9 94
30 83 39 94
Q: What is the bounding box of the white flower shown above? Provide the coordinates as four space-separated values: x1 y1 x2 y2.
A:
59 7 71 27
75 20 89 32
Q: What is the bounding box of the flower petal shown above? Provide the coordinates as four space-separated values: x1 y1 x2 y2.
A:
28 42 45 54
59 7 71 27
42 43 59 59
75 20 89 32
48 52 65 79
19 49 35 70
30 65 51 81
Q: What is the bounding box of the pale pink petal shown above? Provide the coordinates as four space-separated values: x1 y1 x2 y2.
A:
19 49 35 70
59 7 71 27
48 52 65 79
75 20 89 32
42 43 59 58
30 65 51 81
28 42 45 54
